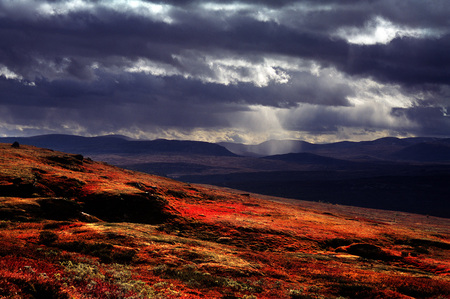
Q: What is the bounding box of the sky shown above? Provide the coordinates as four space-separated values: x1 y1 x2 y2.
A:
0 0 449 144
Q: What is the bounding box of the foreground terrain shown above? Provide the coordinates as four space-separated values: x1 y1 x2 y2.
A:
0 143 449 298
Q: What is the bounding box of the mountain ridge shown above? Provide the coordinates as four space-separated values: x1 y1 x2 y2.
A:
4 134 450 162
0 134 237 157
220 136 450 161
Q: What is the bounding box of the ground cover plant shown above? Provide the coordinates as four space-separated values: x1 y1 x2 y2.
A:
0 143 449 298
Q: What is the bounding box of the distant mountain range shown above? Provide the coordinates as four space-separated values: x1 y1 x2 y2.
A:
2 134 450 162
0 134 236 157
220 137 450 162
2 134 450 217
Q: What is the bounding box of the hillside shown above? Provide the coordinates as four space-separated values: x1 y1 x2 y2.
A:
392 142 450 162
0 143 449 298
2 135 450 218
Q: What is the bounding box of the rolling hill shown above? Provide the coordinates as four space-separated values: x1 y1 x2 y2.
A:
391 142 450 162
2 134 450 218
0 143 449 298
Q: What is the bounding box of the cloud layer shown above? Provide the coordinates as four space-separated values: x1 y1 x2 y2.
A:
0 0 449 143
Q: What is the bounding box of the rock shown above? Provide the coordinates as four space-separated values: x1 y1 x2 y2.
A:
336 243 394 261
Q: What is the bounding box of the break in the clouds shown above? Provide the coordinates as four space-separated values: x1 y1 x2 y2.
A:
0 0 449 143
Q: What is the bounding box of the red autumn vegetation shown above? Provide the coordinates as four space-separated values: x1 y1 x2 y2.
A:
0 143 449 298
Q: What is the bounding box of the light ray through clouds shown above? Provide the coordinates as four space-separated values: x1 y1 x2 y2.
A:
0 0 449 143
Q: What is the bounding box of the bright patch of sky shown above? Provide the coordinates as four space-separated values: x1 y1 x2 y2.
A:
125 59 181 78
201 2 334 24
0 65 36 86
199 56 291 86
37 0 94 16
4 0 173 23
335 16 443 45
201 2 253 12
127 54 299 87
109 0 173 23
334 71 415 109
253 3 335 24
0 65 23 80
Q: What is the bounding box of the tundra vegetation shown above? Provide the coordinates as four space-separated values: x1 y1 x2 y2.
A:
0 144 449 298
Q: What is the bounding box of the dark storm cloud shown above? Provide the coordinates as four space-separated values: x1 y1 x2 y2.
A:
1 2 448 87
0 66 353 135
341 35 450 86
392 106 450 137
161 0 450 32
0 74 232 133
0 7 354 104
0 12 176 77
0 0 450 140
